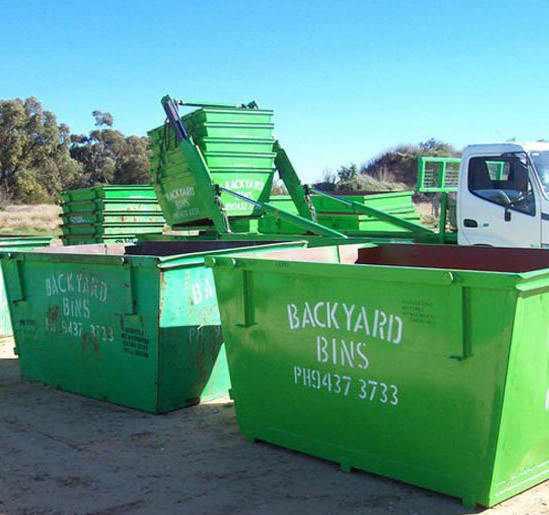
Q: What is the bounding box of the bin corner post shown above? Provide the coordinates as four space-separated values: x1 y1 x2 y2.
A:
236 268 255 328
340 462 351 473
121 260 138 316
461 496 477 509
449 286 473 361
4 257 25 304
438 192 448 244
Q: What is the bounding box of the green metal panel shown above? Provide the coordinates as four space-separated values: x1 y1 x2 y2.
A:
208 244 549 507
487 291 549 503
310 188 432 235
0 236 53 336
316 213 421 232
60 236 98 246
61 212 165 225
266 192 420 225
60 187 165 247
61 224 165 236
185 107 274 125
198 137 274 153
213 171 276 217
152 172 222 229
148 120 275 146
61 235 140 245
0 266 10 336
202 151 276 169
2 240 307 413
261 192 424 236
151 131 276 225
60 185 157 203
62 200 161 214
417 157 504 193
417 157 461 193
0 236 53 249
189 122 275 140
273 141 316 221
264 196 300 214
311 191 418 213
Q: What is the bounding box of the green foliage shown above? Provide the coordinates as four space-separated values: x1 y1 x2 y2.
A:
362 139 461 188
69 112 151 188
0 97 152 202
337 163 358 183
316 139 461 192
313 169 338 192
0 97 81 203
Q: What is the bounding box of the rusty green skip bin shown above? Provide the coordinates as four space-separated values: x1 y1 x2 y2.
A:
207 244 549 507
2 240 305 413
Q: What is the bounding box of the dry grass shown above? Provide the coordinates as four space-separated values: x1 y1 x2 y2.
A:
0 204 61 235
414 200 437 226
0 200 439 236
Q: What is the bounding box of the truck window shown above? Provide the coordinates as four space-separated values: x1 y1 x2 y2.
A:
468 155 535 216
529 151 549 193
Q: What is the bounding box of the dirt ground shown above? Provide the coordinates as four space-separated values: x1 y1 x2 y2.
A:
0 338 547 515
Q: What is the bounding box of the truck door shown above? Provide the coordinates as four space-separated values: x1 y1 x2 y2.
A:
458 153 541 247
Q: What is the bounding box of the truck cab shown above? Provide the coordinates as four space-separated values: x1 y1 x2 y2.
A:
458 142 549 248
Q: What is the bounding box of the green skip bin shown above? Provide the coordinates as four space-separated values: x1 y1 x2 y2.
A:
207 244 549 508
2 240 305 413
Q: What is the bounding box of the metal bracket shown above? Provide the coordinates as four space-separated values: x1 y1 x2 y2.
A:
121 260 137 315
449 286 473 360
4 256 25 303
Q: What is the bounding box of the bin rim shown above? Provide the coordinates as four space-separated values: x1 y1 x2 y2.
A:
202 150 277 158
199 137 275 144
60 185 155 195
200 122 275 129
155 240 309 270
61 211 165 217
206 252 549 291
0 240 310 271
186 107 274 114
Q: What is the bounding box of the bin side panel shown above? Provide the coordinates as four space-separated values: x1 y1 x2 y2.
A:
488 293 549 505
0 266 12 336
0 239 52 337
157 266 228 412
3 259 161 413
212 263 516 507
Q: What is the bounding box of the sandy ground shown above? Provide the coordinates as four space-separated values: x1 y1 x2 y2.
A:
0 338 547 515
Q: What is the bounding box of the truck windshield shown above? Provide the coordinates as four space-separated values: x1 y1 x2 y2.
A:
529 151 549 193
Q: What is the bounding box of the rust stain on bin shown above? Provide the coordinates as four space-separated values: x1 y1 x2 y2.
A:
47 306 59 324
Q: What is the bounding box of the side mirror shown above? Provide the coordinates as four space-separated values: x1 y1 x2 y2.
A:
504 208 511 222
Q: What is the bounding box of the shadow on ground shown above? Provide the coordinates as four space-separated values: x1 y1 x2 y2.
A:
0 342 545 515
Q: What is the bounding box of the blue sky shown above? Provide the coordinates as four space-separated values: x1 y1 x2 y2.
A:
2 0 549 182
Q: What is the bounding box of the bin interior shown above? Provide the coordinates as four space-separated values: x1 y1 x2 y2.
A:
32 240 287 257
354 244 549 273
251 243 549 273
124 240 285 256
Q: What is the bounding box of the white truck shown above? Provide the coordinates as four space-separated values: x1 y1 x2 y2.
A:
420 142 549 248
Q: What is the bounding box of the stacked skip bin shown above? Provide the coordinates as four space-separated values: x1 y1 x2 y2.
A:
261 191 422 235
60 185 166 245
148 103 277 229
